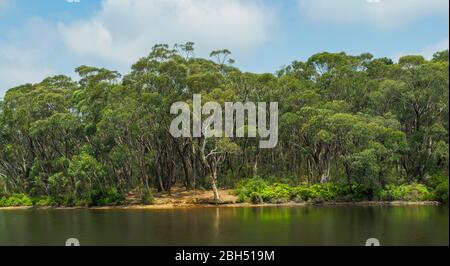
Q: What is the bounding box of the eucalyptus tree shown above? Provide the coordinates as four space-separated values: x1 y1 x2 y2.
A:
0 45 448 205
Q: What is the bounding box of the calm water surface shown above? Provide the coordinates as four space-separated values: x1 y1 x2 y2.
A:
0 206 448 246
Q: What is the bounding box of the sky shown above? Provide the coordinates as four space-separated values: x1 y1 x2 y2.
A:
0 0 449 98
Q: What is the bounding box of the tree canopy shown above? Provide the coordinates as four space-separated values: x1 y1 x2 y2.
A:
0 43 448 206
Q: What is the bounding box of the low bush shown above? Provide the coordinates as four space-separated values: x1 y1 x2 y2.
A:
236 194 246 203
427 173 449 202
33 196 55 207
140 190 154 205
260 183 291 202
379 184 432 201
235 178 347 203
431 179 449 203
89 188 125 206
235 178 269 201
291 183 352 202
250 192 263 204
0 194 33 207
235 178 438 204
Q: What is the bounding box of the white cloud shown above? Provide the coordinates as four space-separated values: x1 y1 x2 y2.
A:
0 0 8 9
58 0 273 67
0 18 60 98
0 46 55 95
298 0 449 29
393 37 449 61
0 0 9 11
0 0 273 98
422 37 450 59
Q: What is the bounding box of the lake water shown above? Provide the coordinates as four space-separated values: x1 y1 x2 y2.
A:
0 206 448 246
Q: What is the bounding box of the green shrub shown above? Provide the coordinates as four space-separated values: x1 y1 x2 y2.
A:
291 183 349 202
291 187 312 201
250 192 263 204
350 185 381 201
380 184 432 201
427 172 448 189
309 183 342 201
90 188 125 206
74 198 91 207
433 179 449 202
140 190 154 205
406 184 432 201
0 194 33 207
427 173 449 202
234 178 436 204
236 194 246 203
260 183 291 202
33 196 54 207
51 195 76 207
235 178 269 202
235 178 376 203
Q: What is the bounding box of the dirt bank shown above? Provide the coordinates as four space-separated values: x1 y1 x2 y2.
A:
0 187 443 211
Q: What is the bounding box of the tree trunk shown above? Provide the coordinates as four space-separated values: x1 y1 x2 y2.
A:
182 157 192 190
211 169 221 204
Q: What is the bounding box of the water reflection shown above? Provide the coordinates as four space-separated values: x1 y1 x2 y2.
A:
0 206 447 246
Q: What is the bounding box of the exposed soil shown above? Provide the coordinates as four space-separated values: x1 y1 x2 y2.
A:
0 187 442 211
121 186 238 208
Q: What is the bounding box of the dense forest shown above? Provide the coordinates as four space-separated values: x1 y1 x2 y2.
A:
0 43 448 207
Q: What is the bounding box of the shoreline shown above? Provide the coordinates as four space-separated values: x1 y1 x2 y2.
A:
0 200 443 211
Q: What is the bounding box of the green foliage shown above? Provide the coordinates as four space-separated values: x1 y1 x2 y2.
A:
379 184 432 201
89 188 125 206
32 196 55 207
236 194 246 204
249 192 263 204
48 172 70 197
0 44 448 207
0 194 33 207
427 173 449 202
235 178 439 203
433 180 449 203
235 178 269 200
140 189 154 205
235 178 351 203
260 183 291 202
